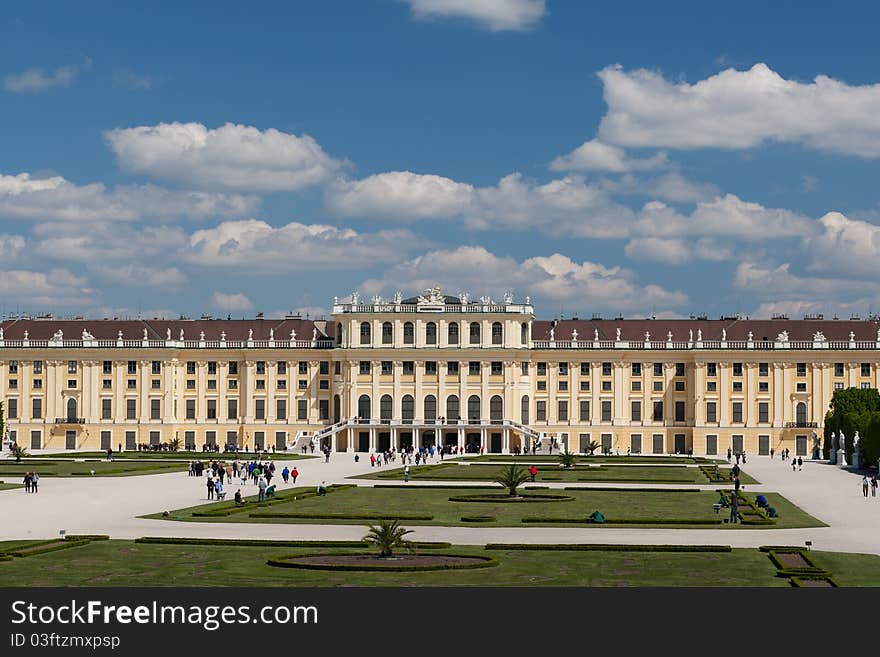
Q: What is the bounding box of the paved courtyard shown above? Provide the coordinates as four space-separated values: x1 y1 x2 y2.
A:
2 451 879 554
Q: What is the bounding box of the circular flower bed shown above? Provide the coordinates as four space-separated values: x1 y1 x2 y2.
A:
448 493 573 503
267 553 496 571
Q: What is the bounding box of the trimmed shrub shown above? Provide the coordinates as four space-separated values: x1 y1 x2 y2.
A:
461 516 496 522
790 575 838 588
64 534 109 541
135 537 369 548
563 486 699 493
372 484 498 490
9 539 92 557
484 543 731 552
520 517 722 525
448 493 573 503
247 512 433 521
0 554 12 561
266 553 497 572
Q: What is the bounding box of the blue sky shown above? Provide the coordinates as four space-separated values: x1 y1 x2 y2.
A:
2 0 880 321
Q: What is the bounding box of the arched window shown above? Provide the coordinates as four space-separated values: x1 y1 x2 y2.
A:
403 322 414 344
424 395 437 423
469 322 481 345
521 395 530 425
796 402 807 425
447 395 460 423
380 395 392 424
491 322 503 345
448 322 459 345
425 322 437 345
357 395 371 421
336 323 343 345
402 395 414 424
467 395 481 424
490 395 503 424
382 322 393 344
333 395 340 423
359 322 371 345
521 322 528 345
66 398 78 421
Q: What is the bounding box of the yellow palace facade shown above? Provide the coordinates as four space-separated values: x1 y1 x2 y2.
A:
2 287 879 457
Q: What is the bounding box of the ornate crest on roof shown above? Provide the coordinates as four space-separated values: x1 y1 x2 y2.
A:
417 284 445 305
813 331 826 342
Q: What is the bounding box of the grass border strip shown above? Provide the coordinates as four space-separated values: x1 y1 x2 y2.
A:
266 552 497 572
484 543 732 552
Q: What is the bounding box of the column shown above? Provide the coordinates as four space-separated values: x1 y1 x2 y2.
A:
20 360 31 422
745 362 756 426
613 362 625 425
781 363 793 424
718 362 730 426
694 361 705 426
139 359 150 424
309 360 320 424
547 360 557 424
163 359 175 424
772 363 784 427
113 360 124 423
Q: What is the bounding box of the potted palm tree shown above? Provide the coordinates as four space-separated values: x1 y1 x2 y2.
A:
586 440 600 456
363 519 413 558
495 463 530 497
558 448 577 469
11 444 27 463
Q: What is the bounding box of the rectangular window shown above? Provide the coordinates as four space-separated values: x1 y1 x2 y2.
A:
103 379 112 390
491 361 503 376
834 381 844 390
359 361 371 375
558 380 568 391
227 379 238 390
631 400 641 422
835 363 844 377
732 402 743 423
706 402 717 423
580 362 590 375
320 361 329 376
102 398 112 419
186 379 195 390
31 360 42 374
601 400 612 422
151 379 161 390
579 400 590 421
675 363 685 377
403 361 414 375
126 399 137 420
207 361 217 375
102 360 112 375
425 361 437 375
32 379 42 389
227 399 238 420
707 362 717 376
759 363 768 377
277 399 287 420
68 360 77 374
468 361 480 376
319 399 329 420
297 399 307 420
536 401 547 421
31 398 42 420
8 379 17 389
228 361 238 375
654 363 663 377
128 360 137 375
653 381 663 392
186 399 196 420
151 360 161 375
631 380 641 392
759 381 769 392
797 362 806 377
537 362 547 376
732 381 743 393
630 434 642 454
580 380 590 391
67 379 77 389
380 361 392 375
861 382 872 390
602 362 612 376
674 381 685 392
706 435 718 455
299 361 308 375
706 381 717 392
319 380 329 390
254 399 265 420
7 398 17 419
206 399 216 420
631 362 642 376
602 380 612 392
674 401 685 422
334 361 341 376
207 379 217 390
447 361 459 375
521 362 529 376
558 400 568 421
796 382 807 392
732 362 743 377
256 361 266 375
862 363 871 377
559 362 568 376
277 361 287 375
759 402 769 423
187 361 196 375
537 380 547 391
150 398 161 420
653 401 663 421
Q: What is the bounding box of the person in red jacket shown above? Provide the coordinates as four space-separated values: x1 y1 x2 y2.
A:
291 467 299 484
529 465 538 482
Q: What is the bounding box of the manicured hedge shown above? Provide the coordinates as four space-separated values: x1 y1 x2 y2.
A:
64 534 109 541
9 539 92 558
790 575 839 587
133 536 452 549
448 493 573 503
461 516 496 522
523 486 550 490
248 512 434 521
563 486 699 493
266 553 497 572
765 548 821 571
576 478 697 483
0 554 12 561
484 543 732 552
372 484 498 490
520 517 722 525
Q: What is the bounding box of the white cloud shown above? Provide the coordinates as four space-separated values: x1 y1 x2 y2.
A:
360 245 687 312
106 122 343 192
4 63 81 93
550 139 668 173
112 68 153 90
806 211 880 277
0 234 26 261
182 219 420 271
0 269 96 307
0 173 258 222
32 222 186 263
89 264 186 288
597 63 880 157
602 171 718 203
401 0 546 31
624 236 735 265
734 261 866 300
212 292 253 311
327 171 473 219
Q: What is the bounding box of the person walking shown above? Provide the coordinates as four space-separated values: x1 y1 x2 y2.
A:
529 464 538 482
733 476 741 494
797 456 803 471
792 458 797 472
862 475 870 498
726 448 732 463
291 467 299 484
729 492 739 524
871 475 878 497
31 472 39 493
282 466 290 484
770 448 775 459
257 475 267 502
370 453 376 468
404 465 410 483
206 476 215 500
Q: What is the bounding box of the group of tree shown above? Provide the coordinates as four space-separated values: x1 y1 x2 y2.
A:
824 387 880 465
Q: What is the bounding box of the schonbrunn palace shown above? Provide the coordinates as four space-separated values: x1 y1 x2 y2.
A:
2 286 877 457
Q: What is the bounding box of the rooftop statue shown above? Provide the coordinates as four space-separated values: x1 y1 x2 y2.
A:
813 331 826 342
52 329 63 341
776 330 789 342
82 329 94 341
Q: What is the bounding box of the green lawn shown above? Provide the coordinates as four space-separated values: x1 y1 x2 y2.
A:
461 455 720 464
0 539 787 586
357 462 758 485
18 451 315 461
0 482 22 491
0 459 186 477
150 485 823 529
